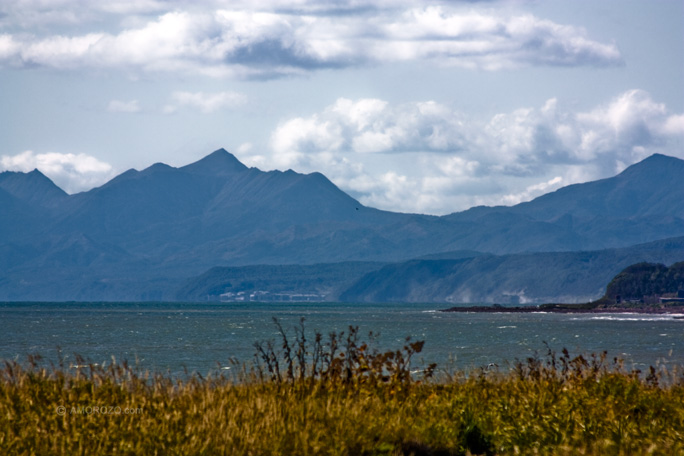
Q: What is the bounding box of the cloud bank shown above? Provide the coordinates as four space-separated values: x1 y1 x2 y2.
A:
261 90 684 214
0 3 622 78
3 91 680 214
0 150 115 194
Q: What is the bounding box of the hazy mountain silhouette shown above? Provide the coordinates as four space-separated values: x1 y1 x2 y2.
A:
0 169 68 240
0 169 68 208
0 149 682 300
337 236 684 304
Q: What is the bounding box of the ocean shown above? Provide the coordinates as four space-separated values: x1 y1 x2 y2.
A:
1 302 682 377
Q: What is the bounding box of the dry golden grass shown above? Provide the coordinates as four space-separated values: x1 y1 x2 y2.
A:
2 320 683 455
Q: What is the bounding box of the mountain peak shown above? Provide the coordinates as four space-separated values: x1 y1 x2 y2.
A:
0 168 67 206
618 153 684 179
510 152 684 223
181 148 248 176
638 153 677 163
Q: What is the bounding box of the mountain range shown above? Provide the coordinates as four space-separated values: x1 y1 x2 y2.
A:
1 149 683 301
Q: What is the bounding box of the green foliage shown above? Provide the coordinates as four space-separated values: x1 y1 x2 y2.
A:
602 261 684 304
2 327 683 455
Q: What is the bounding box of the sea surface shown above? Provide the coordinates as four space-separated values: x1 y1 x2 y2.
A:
1 302 683 377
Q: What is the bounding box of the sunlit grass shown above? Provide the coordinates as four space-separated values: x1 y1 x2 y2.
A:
2 319 683 455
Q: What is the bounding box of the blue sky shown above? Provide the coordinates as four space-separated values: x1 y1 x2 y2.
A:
0 0 682 214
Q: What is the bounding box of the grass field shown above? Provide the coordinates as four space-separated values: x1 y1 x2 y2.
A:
2 320 683 455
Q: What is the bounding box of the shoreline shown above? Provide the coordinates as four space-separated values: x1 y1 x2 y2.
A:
440 304 684 315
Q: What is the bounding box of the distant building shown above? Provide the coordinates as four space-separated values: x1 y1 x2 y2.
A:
220 290 325 302
658 290 684 305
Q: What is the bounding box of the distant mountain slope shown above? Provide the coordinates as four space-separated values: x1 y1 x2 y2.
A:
0 170 66 240
52 149 421 265
0 149 683 301
175 261 386 302
443 154 684 252
0 169 67 208
338 237 684 304
514 154 684 220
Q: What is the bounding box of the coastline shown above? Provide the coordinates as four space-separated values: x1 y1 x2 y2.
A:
440 303 684 315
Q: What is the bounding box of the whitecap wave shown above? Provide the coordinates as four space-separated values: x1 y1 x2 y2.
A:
574 314 684 322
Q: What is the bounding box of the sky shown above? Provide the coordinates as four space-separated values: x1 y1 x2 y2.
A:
0 0 682 215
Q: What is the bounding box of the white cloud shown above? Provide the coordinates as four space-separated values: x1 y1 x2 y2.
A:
379 9 622 70
236 142 253 155
0 0 170 28
0 150 115 194
0 5 622 78
263 90 684 214
163 90 247 114
107 99 141 113
0 34 19 60
661 114 684 136
270 97 470 162
97 0 169 15
3 89 679 214
500 176 563 206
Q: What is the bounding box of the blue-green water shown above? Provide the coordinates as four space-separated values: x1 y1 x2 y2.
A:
1 302 683 376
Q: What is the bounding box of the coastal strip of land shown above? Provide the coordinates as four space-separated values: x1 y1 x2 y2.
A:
441 303 684 314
